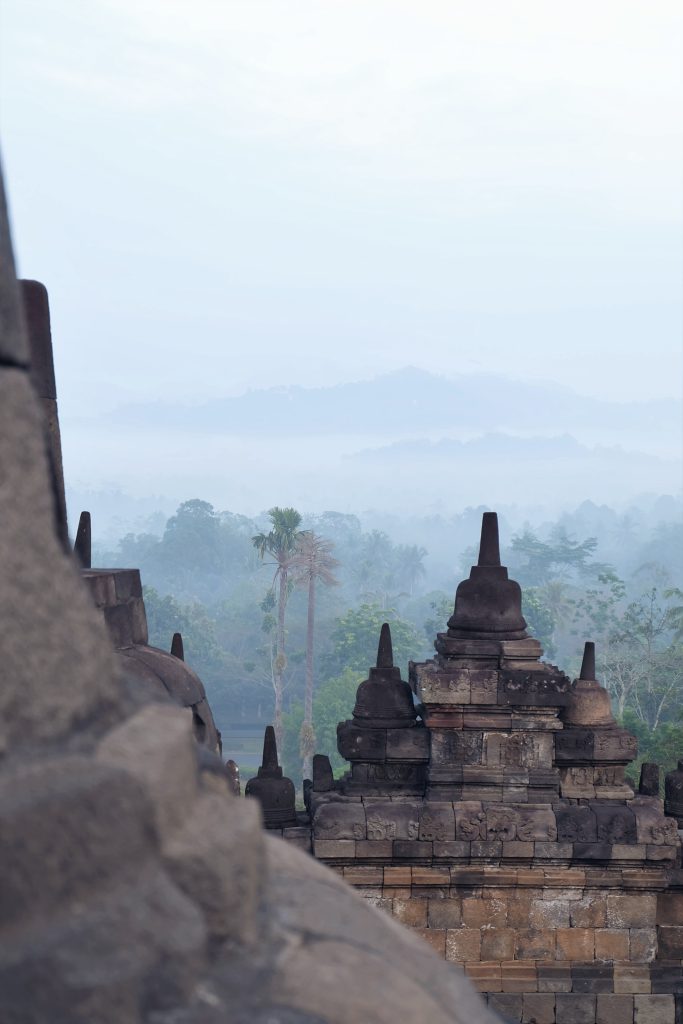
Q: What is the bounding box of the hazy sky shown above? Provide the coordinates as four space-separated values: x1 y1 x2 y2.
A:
1 1 682 419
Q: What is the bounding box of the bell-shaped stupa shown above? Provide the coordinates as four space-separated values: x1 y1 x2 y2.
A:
351 623 417 728
447 512 527 639
556 641 637 800
331 624 428 797
245 726 298 828
563 641 614 727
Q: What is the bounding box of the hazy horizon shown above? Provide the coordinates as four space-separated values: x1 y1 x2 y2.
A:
1 2 681 516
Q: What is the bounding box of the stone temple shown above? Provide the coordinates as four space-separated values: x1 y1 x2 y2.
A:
252 513 683 1023
3 146 683 1023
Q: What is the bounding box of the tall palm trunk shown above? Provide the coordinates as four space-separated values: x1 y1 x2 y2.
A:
302 572 316 779
274 566 287 747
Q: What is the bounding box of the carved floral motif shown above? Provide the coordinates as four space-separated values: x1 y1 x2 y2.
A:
366 816 397 841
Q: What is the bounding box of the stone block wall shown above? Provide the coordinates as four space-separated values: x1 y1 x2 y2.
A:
293 848 683 1022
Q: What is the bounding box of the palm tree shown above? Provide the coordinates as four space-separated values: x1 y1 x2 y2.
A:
252 507 304 746
397 544 427 596
292 532 340 779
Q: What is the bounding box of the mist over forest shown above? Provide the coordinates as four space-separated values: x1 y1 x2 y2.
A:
74 480 683 792
61 368 681 518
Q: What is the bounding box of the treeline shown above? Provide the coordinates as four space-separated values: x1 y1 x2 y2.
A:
97 498 683 788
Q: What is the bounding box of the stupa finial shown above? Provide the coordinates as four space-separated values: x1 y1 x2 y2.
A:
579 641 596 681
262 725 280 774
377 622 394 670
563 640 614 728
171 632 184 660
74 511 91 569
478 511 501 567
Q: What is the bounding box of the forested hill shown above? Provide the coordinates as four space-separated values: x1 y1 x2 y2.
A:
107 367 679 444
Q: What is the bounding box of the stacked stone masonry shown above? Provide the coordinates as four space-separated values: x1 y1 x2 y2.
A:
274 513 683 1024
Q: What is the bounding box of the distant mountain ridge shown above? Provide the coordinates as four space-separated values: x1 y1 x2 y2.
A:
107 367 680 439
351 432 678 465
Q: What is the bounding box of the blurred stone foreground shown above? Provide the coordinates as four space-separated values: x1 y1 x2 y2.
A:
0 163 499 1024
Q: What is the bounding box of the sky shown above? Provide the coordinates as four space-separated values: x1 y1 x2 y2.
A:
0 2 682 520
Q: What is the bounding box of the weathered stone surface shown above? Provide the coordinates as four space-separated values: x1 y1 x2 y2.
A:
634 994 676 1023
419 802 456 841
596 993 635 1024
639 762 660 797
593 729 638 762
21 279 68 545
454 801 486 840
313 753 334 791
313 801 366 840
516 805 557 842
665 761 683 826
0 755 155 928
498 668 571 708
337 719 387 761
255 837 500 1024
630 797 679 845
98 704 198 842
0 370 125 756
593 804 637 844
0 867 208 1024
485 806 517 841
432 729 483 765
606 893 657 929
414 661 472 704
385 725 430 760
365 800 420 840
0 173 28 364
163 793 263 944
81 568 221 751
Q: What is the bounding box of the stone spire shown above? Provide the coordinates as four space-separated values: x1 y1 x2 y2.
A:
262 725 280 774
557 641 637 800
74 510 92 569
352 623 417 728
665 761 683 828
20 279 69 549
563 641 614 727
171 632 185 660
580 640 595 680
413 511 570 802
447 512 527 639
331 624 428 797
245 726 298 829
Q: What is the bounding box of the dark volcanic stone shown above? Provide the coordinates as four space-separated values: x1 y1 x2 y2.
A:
640 762 661 797
312 754 334 792
74 511 92 569
556 805 598 843
447 513 528 639
171 632 185 660
351 623 417 728
666 761 683 826
245 727 297 829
